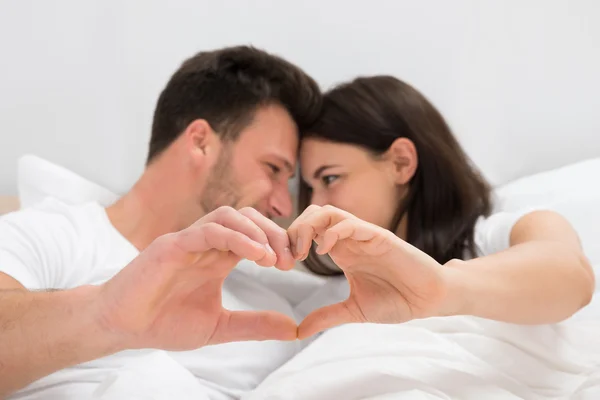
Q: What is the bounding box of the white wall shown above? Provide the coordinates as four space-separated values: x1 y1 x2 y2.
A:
0 0 599 195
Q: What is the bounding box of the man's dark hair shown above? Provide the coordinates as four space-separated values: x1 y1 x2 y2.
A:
147 46 322 163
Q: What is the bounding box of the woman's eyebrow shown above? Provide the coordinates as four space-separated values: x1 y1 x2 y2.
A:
313 164 340 179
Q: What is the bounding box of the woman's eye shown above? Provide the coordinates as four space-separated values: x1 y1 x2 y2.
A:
322 175 339 186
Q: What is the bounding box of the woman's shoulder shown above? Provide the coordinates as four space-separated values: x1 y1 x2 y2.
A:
472 209 534 258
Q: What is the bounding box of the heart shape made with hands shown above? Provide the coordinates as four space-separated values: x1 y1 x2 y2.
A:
285 205 448 340
101 204 448 352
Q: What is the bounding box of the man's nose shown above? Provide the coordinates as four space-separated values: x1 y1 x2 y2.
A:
268 183 293 218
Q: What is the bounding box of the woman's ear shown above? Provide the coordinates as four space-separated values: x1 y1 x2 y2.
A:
386 138 418 185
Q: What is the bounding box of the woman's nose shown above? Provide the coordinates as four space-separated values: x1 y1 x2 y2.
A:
310 191 328 207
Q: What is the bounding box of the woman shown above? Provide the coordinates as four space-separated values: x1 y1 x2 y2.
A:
287 76 594 339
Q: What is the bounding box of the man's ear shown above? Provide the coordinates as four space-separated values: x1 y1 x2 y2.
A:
183 119 219 163
386 138 418 185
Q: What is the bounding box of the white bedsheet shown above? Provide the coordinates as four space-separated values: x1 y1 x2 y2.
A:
243 316 600 400
92 351 209 400
91 281 600 399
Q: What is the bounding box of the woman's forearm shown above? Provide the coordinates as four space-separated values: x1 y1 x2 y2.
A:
441 241 594 324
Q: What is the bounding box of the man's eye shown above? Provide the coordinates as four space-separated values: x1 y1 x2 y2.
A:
322 175 339 186
267 163 281 174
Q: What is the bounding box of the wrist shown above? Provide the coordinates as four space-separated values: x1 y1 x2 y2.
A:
74 285 129 357
437 259 471 317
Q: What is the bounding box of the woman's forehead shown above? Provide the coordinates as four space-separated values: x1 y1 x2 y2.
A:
300 140 372 173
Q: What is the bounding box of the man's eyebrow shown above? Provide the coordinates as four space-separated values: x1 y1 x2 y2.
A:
270 156 296 178
286 160 297 179
282 159 294 174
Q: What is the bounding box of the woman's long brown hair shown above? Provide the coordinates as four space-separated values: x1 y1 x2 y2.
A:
299 76 492 275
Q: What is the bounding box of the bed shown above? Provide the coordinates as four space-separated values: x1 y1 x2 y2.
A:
239 157 600 399
1 2 600 398
4 154 600 399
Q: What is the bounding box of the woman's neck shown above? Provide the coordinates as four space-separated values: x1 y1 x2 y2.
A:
394 213 408 241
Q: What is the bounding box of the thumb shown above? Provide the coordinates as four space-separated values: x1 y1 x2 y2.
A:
297 301 357 340
208 310 298 345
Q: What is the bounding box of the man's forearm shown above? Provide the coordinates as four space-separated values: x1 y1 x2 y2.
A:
0 285 124 397
441 241 594 324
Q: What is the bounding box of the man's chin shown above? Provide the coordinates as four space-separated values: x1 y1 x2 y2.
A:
254 208 273 220
229 204 272 219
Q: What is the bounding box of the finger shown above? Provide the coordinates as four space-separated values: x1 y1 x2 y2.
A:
287 204 322 259
203 224 277 266
209 310 298 345
289 205 356 259
176 223 276 266
296 222 317 261
201 206 270 247
316 219 378 254
238 207 295 271
297 301 358 340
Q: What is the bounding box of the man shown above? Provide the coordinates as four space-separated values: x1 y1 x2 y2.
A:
0 46 322 399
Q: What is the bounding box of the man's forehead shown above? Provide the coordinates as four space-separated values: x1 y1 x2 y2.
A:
236 112 298 159
236 123 297 144
231 129 297 163
277 154 296 174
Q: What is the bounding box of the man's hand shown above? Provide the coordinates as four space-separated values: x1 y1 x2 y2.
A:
98 206 298 350
0 206 297 397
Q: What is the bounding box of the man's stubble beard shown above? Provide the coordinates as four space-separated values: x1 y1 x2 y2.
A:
199 147 244 213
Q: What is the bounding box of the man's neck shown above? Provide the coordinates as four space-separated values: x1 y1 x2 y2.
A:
105 166 203 251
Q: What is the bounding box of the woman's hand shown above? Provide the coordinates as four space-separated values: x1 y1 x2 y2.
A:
288 205 448 339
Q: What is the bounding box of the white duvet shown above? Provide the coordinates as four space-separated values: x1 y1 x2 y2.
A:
241 167 600 400
243 315 600 400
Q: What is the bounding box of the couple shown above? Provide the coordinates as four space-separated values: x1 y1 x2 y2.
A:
0 46 594 399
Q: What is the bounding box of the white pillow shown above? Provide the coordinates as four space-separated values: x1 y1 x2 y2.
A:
17 154 119 208
16 154 599 265
494 156 600 269
494 157 600 212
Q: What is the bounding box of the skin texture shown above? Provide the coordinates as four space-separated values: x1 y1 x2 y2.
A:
0 104 595 396
300 138 410 231
295 139 594 339
0 104 300 396
107 104 299 253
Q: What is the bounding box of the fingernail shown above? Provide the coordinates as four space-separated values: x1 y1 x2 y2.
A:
315 243 323 255
284 247 295 268
296 237 303 260
265 243 275 255
284 246 293 259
